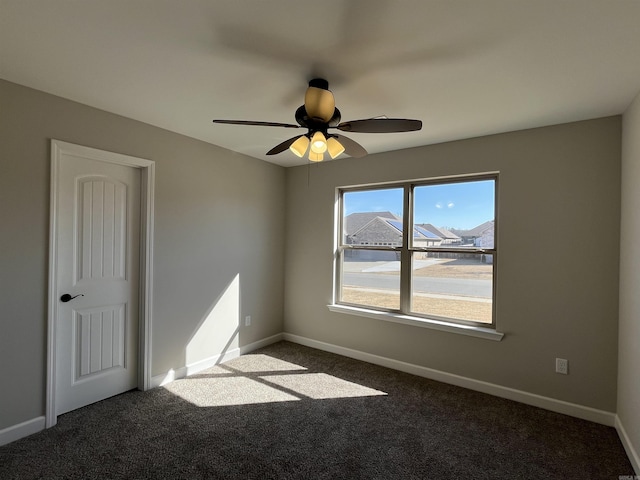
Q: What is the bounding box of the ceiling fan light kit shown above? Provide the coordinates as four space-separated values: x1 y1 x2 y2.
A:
326 137 345 159
310 131 328 153
212 78 422 162
289 135 310 158
308 152 324 162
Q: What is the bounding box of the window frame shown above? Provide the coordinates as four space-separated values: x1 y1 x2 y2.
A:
335 172 499 331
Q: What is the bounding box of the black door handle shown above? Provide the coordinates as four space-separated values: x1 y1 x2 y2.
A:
60 293 84 303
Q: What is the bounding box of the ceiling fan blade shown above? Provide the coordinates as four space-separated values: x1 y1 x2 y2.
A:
333 134 368 158
266 135 304 155
336 118 422 133
212 119 301 129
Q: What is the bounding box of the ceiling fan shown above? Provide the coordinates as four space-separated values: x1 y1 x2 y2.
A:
212 78 422 162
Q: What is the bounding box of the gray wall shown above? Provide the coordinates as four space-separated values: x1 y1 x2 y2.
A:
0 80 285 430
619 91 640 468
284 117 621 412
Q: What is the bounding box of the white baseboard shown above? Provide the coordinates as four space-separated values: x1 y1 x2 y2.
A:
283 333 616 427
240 333 284 354
0 416 46 447
151 333 284 388
616 415 640 474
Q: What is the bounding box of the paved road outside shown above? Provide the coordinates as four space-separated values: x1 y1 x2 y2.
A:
343 260 491 298
343 272 492 298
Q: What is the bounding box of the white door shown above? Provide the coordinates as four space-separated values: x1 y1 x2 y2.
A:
53 150 141 415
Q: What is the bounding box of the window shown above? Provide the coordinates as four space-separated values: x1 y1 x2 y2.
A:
336 174 497 328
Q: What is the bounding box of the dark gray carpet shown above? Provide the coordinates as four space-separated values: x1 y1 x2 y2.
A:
0 341 633 479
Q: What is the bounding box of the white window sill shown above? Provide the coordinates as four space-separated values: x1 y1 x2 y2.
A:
327 304 504 341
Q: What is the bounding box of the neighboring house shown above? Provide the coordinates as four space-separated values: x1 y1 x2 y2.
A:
346 215 443 260
349 217 403 246
346 214 403 261
452 220 495 246
475 223 495 249
344 211 400 244
464 220 495 249
451 220 495 263
474 222 495 263
416 224 462 245
347 215 443 247
447 220 495 262
411 224 443 248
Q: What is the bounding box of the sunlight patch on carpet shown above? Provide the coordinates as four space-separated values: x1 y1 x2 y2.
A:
225 354 308 373
163 376 300 407
162 354 387 406
263 373 387 399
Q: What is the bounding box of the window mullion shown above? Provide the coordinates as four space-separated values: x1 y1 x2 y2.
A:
335 189 345 304
400 184 412 313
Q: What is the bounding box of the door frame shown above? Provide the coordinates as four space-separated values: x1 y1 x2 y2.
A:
46 139 155 428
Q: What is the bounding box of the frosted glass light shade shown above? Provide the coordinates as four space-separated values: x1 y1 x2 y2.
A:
289 136 310 157
326 137 345 159
309 152 324 162
310 131 327 154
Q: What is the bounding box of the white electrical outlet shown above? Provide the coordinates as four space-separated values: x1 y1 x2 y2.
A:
555 358 568 374
245 315 251 327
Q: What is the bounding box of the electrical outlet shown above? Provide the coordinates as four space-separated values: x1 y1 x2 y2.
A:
555 358 568 375
245 315 251 327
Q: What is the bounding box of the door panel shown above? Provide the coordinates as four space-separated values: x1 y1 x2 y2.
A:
77 177 127 281
74 304 125 380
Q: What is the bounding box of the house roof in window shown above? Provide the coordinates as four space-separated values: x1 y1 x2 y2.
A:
453 220 495 238
386 219 403 233
417 224 461 240
355 217 442 240
414 225 442 239
344 211 400 235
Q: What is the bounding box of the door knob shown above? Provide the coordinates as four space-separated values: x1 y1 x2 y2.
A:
60 293 84 303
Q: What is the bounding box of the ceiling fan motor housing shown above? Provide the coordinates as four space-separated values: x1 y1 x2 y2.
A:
304 78 336 123
295 105 341 131
308 78 329 90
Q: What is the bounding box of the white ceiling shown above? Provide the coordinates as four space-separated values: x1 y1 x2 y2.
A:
2 0 640 167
